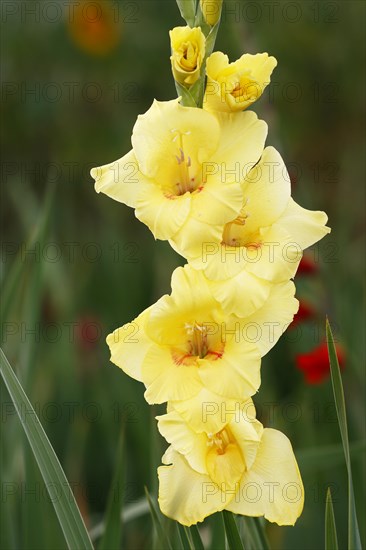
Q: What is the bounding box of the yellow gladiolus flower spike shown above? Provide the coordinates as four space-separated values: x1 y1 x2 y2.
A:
204 51 277 112
170 26 206 86
157 405 304 526
106 264 298 409
171 146 330 318
91 99 267 243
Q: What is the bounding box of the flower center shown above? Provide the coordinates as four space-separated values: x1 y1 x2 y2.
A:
221 203 262 249
171 321 224 366
206 428 245 489
207 428 232 455
230 72 259 102
171 130 200 196
185 321 209 358
179 41 198 71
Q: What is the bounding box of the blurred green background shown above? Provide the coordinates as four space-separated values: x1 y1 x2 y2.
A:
1 1 365 549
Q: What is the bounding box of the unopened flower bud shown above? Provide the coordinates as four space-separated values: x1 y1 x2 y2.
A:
200 0 223 26
170 26 206 86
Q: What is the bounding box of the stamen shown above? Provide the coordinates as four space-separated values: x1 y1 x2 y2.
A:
206 430 231 455
170 129 198 195
186 321 209 358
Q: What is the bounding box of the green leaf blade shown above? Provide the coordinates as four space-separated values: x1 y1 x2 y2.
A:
325 488 339 550
98 427 125 550
0 348 93 550
178 524 194 550
144 487 173 550
326 319 362 550
222 510 245 550
188 524 204 550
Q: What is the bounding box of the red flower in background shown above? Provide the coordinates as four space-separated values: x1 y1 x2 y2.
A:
296 342 345 384
297 254 318 275
76 315 102 352
290 300 317 328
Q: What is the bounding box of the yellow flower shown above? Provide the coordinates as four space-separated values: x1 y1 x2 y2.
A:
106 264 298 408
204 51 277 112
91 99 267 242
157 405 304 526
170 26 206 86
171 146 330 318
200 0 223 26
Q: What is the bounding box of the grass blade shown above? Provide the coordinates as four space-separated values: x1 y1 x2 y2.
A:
244 517 270 550
189 524 204 550
178 524 194 550
325 488 339 550
0 348 93 550
98 427 125 550
208 513 225 550
89 497 150 541
1 180 55 323
144 487 172 550
326 319 362 550
222 510 245 550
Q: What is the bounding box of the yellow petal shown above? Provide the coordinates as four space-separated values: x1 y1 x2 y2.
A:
241 147 291 235
91 149 142 208
146 265 221 346
210 110 267 175
157 410 208 474
226 428 304 526
198 338 261 399
194 240 250 281
190 177 243 226
158 447 232 526
276 197 331 249
106 308 152 382
135 182 191 240
142 344 202 404
206 442 245 490
229 415 263 471
238 53 278 83
210 270 272 318
170 264 219 311
244 223 303 282
242 280 298 356
206 51 229 79
132 99 220 183
170 389 250 434
169 217 223 261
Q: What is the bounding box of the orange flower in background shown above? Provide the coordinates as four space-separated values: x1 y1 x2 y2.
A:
68 0 121 56
296 342 345 384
